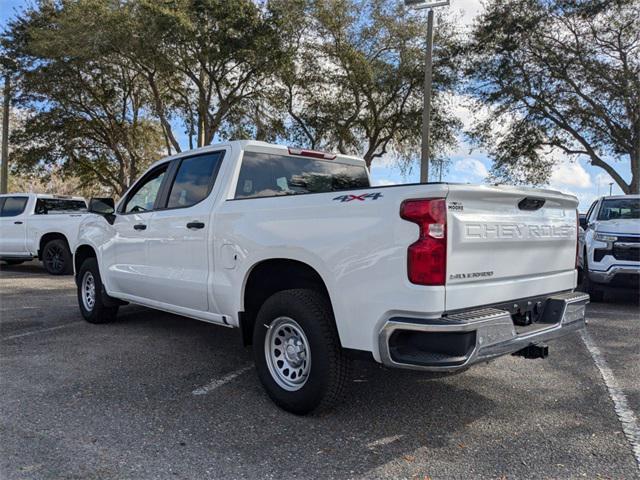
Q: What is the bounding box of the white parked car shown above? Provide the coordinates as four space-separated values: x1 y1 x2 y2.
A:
579 195 640 301
0 193 88 275
74 141 588 414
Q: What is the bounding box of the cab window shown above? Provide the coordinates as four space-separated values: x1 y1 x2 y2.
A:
0 196 28 217
234 151 369 199
166 152 223 209
585 201 597 222
35 198 86 214
122 164 168 214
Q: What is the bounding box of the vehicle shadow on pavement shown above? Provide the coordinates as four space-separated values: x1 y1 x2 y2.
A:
0 263 49 276
2 266 638 479
34 307 625 479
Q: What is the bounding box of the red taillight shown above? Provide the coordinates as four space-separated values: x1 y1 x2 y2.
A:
400 198 447 285
287 147 336 160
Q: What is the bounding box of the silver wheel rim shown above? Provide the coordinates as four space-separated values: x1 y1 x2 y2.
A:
82 271 96 312
264 317 311 391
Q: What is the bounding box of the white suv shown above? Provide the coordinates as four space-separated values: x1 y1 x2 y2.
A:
580 195 640 301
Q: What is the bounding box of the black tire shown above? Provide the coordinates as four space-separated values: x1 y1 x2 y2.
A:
42 239 72 275
77 257 118 323
252 289 351 415
582 261 604 302
3 260 25 266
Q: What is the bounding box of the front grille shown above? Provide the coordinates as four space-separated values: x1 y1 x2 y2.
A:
613 245 640 261
594 249 610 262
615 236 640 243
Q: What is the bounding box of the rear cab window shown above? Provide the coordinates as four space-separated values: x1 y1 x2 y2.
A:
0 196 29 217
166 152 223 209
35 198 86 214
234 151 369 199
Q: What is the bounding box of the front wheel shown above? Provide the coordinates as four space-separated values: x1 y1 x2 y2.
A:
252 289 351 415
77 258 118 323
42 239 72 275
582 265 604 302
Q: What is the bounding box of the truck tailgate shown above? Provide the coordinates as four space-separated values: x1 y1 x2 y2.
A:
445 185 578 311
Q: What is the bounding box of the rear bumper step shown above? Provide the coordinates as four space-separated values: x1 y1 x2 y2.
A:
378 291 589 372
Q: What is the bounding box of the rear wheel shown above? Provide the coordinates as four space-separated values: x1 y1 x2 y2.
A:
77 258 118 323
42 239 72 275
252 289 351 415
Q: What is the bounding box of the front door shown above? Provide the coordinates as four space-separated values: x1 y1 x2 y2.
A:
105 163 169 298
145 151 225 312
0 196 29 256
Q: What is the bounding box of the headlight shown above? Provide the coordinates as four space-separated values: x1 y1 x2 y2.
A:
595 233 617 242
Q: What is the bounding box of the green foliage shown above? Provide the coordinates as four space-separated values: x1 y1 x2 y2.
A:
3 1 165 195
2 0 463 192
280 0 461 169
465 0 640 193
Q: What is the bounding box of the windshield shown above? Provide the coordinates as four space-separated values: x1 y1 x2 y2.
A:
597 198 640 220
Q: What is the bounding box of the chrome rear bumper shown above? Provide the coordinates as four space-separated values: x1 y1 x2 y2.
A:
378 291 589 372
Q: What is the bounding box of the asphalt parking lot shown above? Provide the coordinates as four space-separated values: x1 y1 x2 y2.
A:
1 262 639 480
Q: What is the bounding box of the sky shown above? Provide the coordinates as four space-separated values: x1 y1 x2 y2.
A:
0 0 628 210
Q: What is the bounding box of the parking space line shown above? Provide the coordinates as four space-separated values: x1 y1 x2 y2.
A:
581 330 640 471
192 365 253 396
1 322 82 341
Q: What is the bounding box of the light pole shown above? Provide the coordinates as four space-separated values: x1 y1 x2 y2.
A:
405 0 450 183
1 73 10 194
608 182 613 196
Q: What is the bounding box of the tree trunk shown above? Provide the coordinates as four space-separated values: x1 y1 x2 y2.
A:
630 151 639 194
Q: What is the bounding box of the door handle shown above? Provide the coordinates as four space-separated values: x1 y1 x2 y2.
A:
133 224 147 230
14 221 23 225
186 222 205 229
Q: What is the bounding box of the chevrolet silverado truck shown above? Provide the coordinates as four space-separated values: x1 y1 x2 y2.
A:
579 195 640 301
0 193 87 274
74 140 588 414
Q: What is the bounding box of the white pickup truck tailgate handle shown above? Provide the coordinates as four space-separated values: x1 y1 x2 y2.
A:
518 197 546 211
133 224 147 231
186 222 205 229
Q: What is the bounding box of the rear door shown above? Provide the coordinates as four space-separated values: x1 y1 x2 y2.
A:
445 185 578 311
0 196 29 255
145 150 225 312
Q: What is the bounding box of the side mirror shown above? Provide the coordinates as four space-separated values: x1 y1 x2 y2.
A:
579 216 588 230
88 197 115 215
88 197 116 225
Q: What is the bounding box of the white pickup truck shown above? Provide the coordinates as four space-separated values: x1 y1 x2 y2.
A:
579 195 640 301
0 193 87 275
74 140 588 414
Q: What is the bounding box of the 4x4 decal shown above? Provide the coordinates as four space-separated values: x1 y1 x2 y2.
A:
333 193 383 202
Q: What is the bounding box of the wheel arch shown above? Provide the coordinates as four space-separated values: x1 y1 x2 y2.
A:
239 258 335 346
74 244 97 282
38 232 70 260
